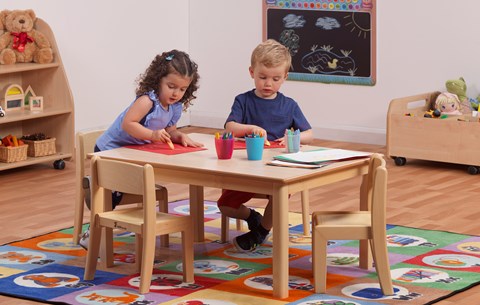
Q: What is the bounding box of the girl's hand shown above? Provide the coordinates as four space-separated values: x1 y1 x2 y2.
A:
151 129 171 144
177 133 204 147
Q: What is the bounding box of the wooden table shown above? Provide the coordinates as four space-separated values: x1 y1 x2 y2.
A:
93 133 372 298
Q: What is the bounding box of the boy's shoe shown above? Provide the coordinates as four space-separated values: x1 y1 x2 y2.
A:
247 209 262 230
82 176 91 210
79 230 89 250
233 228 268 252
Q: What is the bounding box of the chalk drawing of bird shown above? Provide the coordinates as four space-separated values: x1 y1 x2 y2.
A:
327 59 338 69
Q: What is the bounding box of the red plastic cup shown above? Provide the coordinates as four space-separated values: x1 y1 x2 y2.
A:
215 138 234 159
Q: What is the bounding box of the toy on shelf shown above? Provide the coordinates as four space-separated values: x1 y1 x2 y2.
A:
29 95 43 111
0 106 5 117
1 84 24 111
24 85 35 108
0 9 53 65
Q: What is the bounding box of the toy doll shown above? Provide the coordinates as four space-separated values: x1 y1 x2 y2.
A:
434 92 462 115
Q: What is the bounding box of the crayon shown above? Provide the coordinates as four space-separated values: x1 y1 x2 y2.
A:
166 138 175 150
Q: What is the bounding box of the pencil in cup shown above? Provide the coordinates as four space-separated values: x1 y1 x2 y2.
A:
214 133 234 159
245 135 265 160
286 129 300 153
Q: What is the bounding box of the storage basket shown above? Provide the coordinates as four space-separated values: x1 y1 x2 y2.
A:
0 145 28 163
23 138 56 157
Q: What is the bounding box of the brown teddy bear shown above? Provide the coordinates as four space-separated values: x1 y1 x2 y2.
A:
0 9 53 65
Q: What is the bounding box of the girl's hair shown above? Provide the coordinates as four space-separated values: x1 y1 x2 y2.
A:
135 50 200 111
250 39 292 72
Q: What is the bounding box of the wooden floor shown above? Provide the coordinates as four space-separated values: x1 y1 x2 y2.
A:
0 126 478 304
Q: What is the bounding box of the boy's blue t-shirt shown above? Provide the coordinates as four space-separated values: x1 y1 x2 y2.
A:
96 90 182 151
225 89 311 141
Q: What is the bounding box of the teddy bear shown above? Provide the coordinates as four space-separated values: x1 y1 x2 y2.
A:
0 9 53 65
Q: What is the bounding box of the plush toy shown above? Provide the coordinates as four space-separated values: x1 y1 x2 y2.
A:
445 77 479 112
0 9 53 65
432 91 462 116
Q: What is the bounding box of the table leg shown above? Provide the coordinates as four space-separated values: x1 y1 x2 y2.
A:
272 185 289 298
359 173 373 269
189 185 204 242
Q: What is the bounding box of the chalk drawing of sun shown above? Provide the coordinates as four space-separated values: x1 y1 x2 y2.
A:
343 12 371 39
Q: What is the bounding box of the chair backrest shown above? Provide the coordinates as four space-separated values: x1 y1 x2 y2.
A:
369 154 387 228
76 129 106 178
90 156 157 216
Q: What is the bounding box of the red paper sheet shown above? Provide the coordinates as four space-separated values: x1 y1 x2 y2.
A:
125 142 207 155
233 139 284 150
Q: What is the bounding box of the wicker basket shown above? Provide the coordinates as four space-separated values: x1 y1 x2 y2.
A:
0 145 28 163
23 138 56 157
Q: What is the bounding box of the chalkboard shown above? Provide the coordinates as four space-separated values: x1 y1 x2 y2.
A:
263 0 376 86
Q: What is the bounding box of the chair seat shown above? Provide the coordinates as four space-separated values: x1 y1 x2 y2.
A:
98 208 191 233
314 211 371 227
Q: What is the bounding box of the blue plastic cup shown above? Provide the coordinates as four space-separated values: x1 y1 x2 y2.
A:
245 136 265 160
287 134 300 153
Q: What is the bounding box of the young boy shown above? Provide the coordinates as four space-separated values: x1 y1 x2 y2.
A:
219 39 313 252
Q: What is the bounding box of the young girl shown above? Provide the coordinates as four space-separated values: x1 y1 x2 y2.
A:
80 50 202 249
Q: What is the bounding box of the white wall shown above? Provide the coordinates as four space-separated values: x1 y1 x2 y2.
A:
1 0 191 131
3 1 480 144
189 0 480 144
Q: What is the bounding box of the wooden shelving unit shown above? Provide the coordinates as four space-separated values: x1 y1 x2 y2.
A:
0 18 74 170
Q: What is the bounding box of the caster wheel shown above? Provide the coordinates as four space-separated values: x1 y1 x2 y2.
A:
53 159 65 170
394 157 406 166
467 166 479 175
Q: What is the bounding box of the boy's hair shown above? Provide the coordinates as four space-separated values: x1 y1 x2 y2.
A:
136 50 200 111
250 39 291 72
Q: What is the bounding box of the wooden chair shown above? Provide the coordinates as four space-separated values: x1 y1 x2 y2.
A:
220 190 310 243
311 154 394 295
72 129 169 245
84 156 194 294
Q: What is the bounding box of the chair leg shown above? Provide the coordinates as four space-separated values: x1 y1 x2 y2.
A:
182 224 194 283
313 228 328 293
72 183 86 244
236 219 243 231
371 233 394 295
139 228 156 294
157 187 170 247
83 219 102 280
301 190 310 236
135 234 143 273
221 214 229 243
99 227 114 268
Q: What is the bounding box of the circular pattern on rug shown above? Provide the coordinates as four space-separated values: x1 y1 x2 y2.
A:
0 250 46 264
14 272 79 288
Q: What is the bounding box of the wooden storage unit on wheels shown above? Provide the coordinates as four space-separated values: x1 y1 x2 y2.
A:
0 18 74 171
387 92 480 174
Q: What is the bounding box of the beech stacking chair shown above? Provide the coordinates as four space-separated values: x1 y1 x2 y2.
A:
83 156 194 294
72 129 169 246
311 154 394 295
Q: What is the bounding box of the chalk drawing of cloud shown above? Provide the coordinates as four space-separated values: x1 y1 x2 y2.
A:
283 14 306 28
315 17 340 30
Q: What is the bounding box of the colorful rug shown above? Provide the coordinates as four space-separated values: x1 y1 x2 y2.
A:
1 200 479 305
